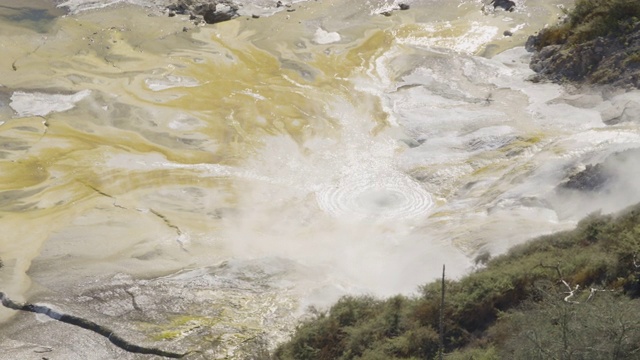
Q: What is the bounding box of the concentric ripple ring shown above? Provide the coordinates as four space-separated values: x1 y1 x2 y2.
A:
316 171 434 220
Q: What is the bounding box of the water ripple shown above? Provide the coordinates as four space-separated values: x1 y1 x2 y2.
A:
315 171 433 220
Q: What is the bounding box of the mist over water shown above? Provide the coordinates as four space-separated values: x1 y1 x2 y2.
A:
2 0 640 352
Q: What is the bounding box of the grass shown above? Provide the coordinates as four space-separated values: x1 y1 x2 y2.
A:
535 0 640 50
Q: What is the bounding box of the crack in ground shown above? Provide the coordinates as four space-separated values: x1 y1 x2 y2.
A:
0 292 196 358
82 184 187 249
81 182 127 210
148 209 182 236
124 288 142 312
148 209 188 251
11 40 45 72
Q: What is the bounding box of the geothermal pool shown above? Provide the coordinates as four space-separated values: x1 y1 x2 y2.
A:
1 0 640 358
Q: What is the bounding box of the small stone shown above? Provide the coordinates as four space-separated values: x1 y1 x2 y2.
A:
287 8 295 12
189 14 197 20
381 11 392 16
526 74 543 83
276 0 283 7
252 14 260 18
503 30 513 37
491 0 515 12
399 3 410 10
183 27 188 32
168 11 176 17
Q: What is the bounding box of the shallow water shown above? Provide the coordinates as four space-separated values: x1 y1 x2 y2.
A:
2 0 640 354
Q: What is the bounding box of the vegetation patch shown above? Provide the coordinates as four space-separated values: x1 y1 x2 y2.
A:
273 204 640 359
528 0 640 87
148 315 221 342
534 0 640 49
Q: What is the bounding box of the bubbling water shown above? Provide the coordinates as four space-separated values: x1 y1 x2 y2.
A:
315 170 433 220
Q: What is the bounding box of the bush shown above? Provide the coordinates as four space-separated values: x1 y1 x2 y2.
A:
536 0 640 49
501 292 640 359
274 203 640 359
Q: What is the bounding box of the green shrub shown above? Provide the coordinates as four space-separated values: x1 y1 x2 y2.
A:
445 346 499 360
274 203 640 359
536 0 640 49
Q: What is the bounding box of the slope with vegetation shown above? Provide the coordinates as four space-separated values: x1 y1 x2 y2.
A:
273 205 640 359
527 0 640 88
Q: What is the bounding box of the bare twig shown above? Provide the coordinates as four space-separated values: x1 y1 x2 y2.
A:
586 287 615 302
561 281 580 304
537 262 583 304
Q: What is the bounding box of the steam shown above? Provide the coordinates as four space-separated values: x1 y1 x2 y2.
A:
4 0 640 334
553 146 640 219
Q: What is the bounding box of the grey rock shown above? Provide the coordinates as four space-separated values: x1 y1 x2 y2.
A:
561 163 610 191
559 148 640 192
0 259 303 359
166 1 241 24
528 23 640 89
524 34 538 52
491 0 515 12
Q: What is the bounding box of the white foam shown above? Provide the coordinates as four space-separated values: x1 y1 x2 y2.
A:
10 90 91 117
313 28 341 45
145 76 200 92
57 0 130 13
397 22 499 54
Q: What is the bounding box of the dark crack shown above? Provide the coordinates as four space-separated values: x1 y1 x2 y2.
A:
149 209 182 236
124 288 142 312
34 346 53 353
82 183 127 209
149 209 188 251
80 184 186 249
0 292 195 358
85 184 115 199
11 42 44 72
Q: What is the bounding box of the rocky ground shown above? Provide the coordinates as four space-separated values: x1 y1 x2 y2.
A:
525 1 640 197
526 14 640 89
0 259 304 359
56 0 309 22
162 0 294 24
56 0 415 24
559 146 640 192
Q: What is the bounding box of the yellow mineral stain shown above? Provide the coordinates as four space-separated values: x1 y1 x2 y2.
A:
0 0 590 345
